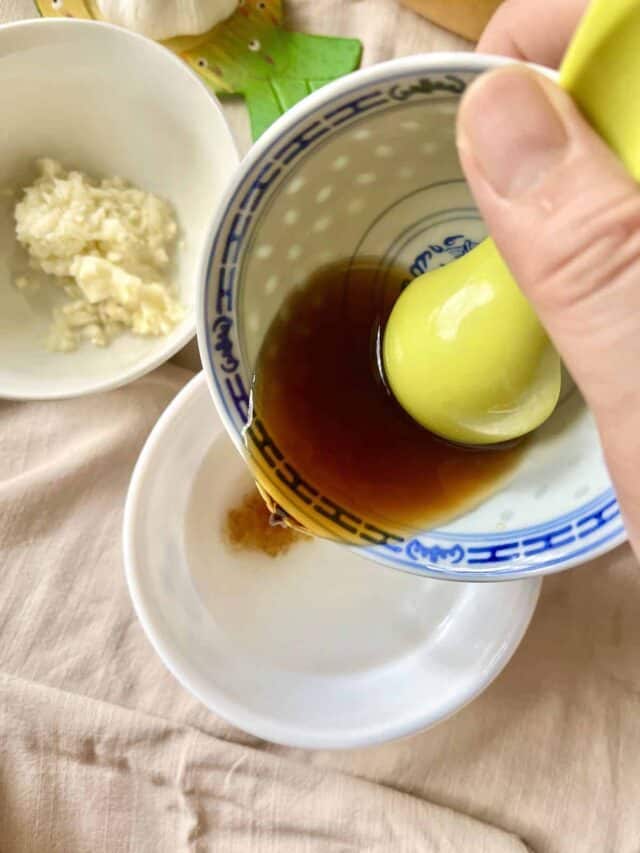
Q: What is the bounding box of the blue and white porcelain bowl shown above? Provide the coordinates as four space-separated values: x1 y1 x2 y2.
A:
197 52 626 581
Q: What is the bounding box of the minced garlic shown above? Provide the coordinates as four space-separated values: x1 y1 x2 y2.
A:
14 159 183 352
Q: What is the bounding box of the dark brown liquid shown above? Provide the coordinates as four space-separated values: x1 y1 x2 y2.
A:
247 259 522 540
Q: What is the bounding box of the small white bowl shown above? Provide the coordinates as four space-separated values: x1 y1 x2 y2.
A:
123 372 541 748
0 19 239 399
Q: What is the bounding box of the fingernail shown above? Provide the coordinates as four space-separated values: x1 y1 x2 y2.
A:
457 67 569 198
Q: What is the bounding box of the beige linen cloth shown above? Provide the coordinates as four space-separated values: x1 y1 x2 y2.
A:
2 2 640 852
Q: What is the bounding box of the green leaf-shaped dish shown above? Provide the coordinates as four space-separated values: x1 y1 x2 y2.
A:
34 0 362 140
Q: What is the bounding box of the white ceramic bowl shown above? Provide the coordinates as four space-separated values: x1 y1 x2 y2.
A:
0 18 239 399
124 372 541 748
198 52 627 580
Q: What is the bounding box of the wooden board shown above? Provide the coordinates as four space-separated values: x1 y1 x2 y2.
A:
400 0 504 42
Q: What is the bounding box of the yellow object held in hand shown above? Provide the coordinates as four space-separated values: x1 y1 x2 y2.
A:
559 0 640 182
384 0 640 445
383 241 561 445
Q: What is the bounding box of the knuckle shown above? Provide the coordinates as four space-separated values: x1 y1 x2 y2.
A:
478 0 530 59
528 189 640 314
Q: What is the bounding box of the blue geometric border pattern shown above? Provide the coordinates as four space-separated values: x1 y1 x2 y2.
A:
371 524 626 581
375 498 623 580
203 65 625 579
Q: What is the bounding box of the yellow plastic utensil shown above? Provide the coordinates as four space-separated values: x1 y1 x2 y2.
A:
561 0 640 183
383 0 640 446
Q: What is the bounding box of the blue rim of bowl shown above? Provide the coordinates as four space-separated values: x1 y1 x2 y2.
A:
196 52 627 581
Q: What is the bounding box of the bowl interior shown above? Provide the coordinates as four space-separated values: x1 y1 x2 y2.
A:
202 56 625 579
0 20 238 399
125 372 542 748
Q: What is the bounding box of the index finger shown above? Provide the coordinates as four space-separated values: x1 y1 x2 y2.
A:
478 0 589 67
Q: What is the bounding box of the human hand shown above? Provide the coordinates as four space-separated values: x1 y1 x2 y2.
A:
457 0 640 556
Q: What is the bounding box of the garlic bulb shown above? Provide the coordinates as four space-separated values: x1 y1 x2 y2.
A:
96 0 239 41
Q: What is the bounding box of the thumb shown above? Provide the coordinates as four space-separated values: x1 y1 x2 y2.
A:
457 66 640 546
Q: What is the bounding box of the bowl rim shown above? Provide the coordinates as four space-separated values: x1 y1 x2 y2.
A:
0 17 240 401
197 52 522 452
123 370 543 749
195 50 627 580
